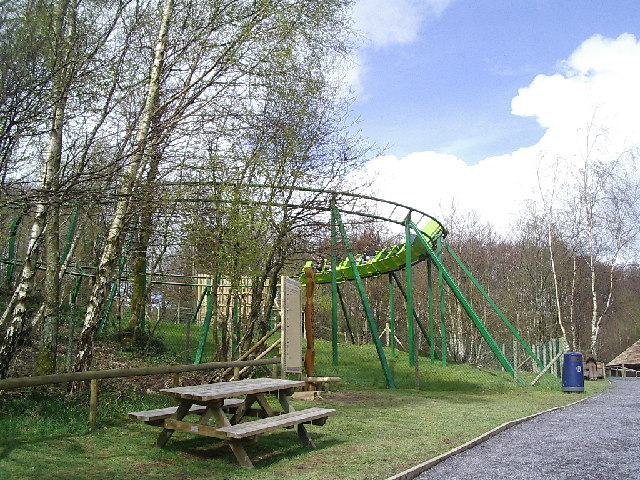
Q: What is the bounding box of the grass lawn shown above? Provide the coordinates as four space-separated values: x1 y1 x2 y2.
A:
0 340 609 480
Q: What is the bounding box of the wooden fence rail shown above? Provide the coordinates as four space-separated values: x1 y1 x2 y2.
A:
0 357 280 390
606 365 639 377
0 357 281 430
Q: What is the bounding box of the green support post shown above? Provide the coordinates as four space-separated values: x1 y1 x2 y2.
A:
337 286 356 344
444 243 544 370
404 216 415 367
6 213 23 286
427 259 435 364
100 230 134 333
61 206 79 264
437 236 447 367
388 274 395 356
330 204 339 365
65 268 84 371
194 279 214 364
335 210 396 389
409 220 517 378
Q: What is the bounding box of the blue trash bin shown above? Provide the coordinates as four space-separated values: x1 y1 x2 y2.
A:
562 352 584 392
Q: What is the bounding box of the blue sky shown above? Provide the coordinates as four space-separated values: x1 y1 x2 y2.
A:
350 0 640 164
347 1 640 233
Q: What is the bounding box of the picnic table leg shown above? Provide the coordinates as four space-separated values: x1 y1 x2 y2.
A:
210 402 254 468
231 394 258 424
277 391 316 449
199 399 223 425
254 393 276 417
156 401 192 448
229 440 254 468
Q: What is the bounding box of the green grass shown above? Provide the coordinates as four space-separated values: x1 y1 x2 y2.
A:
0 340 609 480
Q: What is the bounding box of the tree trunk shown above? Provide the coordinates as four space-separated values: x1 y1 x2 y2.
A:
0 0 72 378
0 205 46 378
547 225 570 350
35 0 72 373
74 0 174 372
303 266 315 377
128 118 164 337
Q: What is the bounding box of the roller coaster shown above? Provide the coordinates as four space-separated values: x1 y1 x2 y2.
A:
1 183 544 388
289 191 545 389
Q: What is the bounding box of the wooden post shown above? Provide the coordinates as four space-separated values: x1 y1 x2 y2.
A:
171 373 180 405
385 322 390 347
530 349 565 386
233 366 240 380
303 266 316 379
89 379 98 430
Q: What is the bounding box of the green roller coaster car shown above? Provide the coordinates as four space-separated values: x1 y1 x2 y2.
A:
300 219 446 286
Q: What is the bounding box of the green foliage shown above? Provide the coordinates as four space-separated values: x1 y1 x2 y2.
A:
0 339 608 480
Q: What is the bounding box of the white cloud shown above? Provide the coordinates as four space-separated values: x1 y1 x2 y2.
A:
363 34 640 233
351 0 454 47
346 0 454 93
513 33 640 158
363 148 540 233
352 0 423 47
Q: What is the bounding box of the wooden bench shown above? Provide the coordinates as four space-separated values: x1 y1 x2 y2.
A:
129 398 244 425
216 407 335 439
305 376 341 391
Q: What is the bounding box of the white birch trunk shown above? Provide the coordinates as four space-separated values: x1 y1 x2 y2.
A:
0 0 71 378
0 206 46 377
588 225 599 355
569 256 578 350
547 225 569 348
36 0 74 374
73 0 174 372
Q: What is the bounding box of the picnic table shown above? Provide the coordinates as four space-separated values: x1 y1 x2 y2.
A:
129 377 335 468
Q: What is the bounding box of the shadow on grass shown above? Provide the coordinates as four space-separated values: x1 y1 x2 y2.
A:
0 432 84 461
163 430 341 468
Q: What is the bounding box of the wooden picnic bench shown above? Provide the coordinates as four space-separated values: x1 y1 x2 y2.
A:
128 398 244 426
129 377 335 468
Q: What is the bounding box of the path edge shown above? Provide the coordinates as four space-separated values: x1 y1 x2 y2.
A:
386 387 607 480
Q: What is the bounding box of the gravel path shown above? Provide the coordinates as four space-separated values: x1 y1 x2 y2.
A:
415 378 640 480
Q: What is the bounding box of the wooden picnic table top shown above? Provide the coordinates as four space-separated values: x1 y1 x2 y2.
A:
159 377 305 402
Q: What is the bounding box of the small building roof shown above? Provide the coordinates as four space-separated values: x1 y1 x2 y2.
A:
607 338 640 367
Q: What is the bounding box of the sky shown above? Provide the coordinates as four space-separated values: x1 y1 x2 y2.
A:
347 0 640 233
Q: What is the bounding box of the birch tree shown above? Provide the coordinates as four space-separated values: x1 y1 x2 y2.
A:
123 0 357 340
0 0 128 377
73 0 175 372
0 1 51 188
534 127 640 357
577 147 640 356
